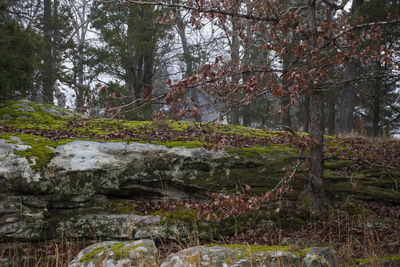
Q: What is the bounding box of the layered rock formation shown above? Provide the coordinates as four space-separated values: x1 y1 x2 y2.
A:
0 100 399 261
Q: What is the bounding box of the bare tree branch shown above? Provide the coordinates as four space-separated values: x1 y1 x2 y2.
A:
115 0 280 22
320 0 350 10
350 82 400 115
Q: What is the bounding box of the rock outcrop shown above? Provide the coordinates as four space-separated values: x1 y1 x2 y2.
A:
69 241 338 267
1 100 399 243
69 239 158 267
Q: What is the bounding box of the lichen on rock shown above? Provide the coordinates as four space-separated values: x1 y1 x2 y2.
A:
69 239 157 267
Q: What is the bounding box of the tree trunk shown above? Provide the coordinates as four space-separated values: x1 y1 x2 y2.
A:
302 0 328 216
125 5 157 120
281 97 292 128
304 94 310 132
136 55 144 101
372 83 381 137
240 14 254 127
229 19 240 125
339 59 356 133
282 54 292 128
338 0 364 134
43 0 54 104
306 89 328 215
126 6 138 105
175 8 201 122
67 0 91 111
327 97 335 135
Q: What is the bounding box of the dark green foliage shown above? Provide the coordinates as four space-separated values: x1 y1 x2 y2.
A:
0 10 42 99
356 0 399 21
353 0 400 136
88 2 169 119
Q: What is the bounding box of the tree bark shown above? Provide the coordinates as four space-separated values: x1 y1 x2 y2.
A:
75 0 90 111
327 97 335 135
303 0 328 216
240 13 254 127
304 94 310 132
126 6 138 105
339 59 356 133
372 80 381 137
229 19 241 125
282 54 292 128
43 0 54 104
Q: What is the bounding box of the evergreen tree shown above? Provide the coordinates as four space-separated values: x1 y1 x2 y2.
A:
41 0 73 105
353 0 400 136
0 1 42 99
89 2 167 120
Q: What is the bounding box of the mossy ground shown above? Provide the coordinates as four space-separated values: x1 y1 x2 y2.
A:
0 99 286 142
0 100 77 130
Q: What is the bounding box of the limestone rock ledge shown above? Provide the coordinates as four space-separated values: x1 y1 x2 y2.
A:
1 100 399 243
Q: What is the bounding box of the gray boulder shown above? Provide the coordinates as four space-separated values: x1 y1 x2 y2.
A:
160 245 337 267
69 239 157 267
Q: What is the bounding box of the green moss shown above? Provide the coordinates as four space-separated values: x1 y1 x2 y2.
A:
340 201 376 216
0 100 313 148
164 120 192 131
55 139 76 145
79 247 106 263
0 133 56 170
324 160 352 170
78 242 154 263
109 243 131 260
205 244 289 252
104 200 142 215
0 100 76 130
79 243 131 263
214 123 277 139
152 208 197 225
352 256 400 265
226 144 296 156
152 140 204 149
204 244 308 258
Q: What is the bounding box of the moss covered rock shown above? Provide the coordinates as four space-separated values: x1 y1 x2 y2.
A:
1 100 399 242
69 239 157 267
160 244 337 267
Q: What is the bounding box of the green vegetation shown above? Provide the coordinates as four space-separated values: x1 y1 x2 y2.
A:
0 15 42 99
0 133 56 170
0 100 78 129
204 244 309 258
79 247 106 263
79 242 155 263
151 140 204 149
151 208 197 225
1 100 399 206
0 100 290 140
104 200 141 215
205 244 289 252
